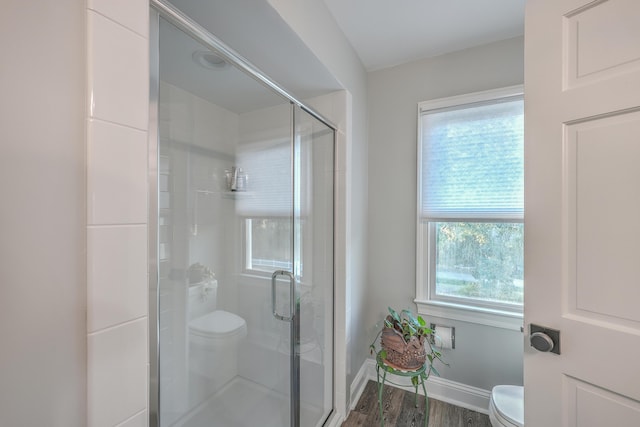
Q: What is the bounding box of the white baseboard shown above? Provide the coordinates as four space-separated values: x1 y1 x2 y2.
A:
349 357 373 410
349 359 491 415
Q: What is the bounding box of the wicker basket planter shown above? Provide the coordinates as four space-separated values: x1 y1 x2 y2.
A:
380 315 427 371
371 308 447 376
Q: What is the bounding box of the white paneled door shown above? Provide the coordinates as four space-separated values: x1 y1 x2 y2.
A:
524 0 640 426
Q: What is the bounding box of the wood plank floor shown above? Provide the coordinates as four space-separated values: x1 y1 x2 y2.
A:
342 380 492 427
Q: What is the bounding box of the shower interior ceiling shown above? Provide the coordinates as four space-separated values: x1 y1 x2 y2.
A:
159 0 343 114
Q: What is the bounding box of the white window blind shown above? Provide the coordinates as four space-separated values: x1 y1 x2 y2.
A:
236 141 292 217
420 96 524 220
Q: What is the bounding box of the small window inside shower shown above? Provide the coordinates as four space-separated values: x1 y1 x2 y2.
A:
244 217 291 272
243 218 303 275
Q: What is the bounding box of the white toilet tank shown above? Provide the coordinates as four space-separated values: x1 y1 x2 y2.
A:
188 280 218 321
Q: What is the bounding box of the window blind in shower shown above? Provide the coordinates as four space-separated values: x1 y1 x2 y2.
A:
235 140 292 217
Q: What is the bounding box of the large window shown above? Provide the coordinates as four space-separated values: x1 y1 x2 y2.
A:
417 86 524 316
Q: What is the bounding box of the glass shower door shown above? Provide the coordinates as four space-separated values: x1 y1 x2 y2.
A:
155 13 297 427
153 9 334 427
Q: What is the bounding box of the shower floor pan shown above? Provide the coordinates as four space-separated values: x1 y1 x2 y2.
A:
172 376 324 427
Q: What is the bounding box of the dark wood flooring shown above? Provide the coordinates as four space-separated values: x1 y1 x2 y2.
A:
342 380 492 427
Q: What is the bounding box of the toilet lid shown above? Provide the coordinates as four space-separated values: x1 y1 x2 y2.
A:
189 310 247 338
492 385 524 427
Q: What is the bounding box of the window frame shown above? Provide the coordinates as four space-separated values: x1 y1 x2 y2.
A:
242 216 300 276
415 85 524 330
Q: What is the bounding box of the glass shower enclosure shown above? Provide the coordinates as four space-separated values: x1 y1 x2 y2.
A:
149 3 335 427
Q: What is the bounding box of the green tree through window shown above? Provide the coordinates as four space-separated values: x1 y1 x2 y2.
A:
435 222 523 304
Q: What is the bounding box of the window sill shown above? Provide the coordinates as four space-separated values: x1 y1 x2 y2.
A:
414 299 523 331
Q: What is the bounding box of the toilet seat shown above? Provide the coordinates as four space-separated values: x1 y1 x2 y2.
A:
489 385 523 427
189 310 247 339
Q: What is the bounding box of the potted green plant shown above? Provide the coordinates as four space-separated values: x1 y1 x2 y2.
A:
370 307 447 375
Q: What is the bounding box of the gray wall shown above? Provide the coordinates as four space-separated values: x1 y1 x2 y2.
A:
366 36 525 391
0 1 86 425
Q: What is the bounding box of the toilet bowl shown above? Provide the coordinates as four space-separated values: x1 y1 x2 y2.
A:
187 281 247 403
489 385 524 427
189 310 247 381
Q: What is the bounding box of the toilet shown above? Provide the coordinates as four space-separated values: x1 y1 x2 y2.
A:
489 385 524 427
187 280 247 402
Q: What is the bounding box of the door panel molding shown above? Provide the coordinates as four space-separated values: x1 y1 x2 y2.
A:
564 110 640 325
564 0 640 89
564 375 640 427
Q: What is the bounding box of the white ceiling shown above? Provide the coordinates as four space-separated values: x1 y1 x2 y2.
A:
159 0 525 113
323 0 525 71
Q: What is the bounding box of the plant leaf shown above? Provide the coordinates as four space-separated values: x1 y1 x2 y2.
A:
388 307 401 323
417 315 426 327
401 309 416 322
430 365 440 377
411 376 419 387
379 349 387 360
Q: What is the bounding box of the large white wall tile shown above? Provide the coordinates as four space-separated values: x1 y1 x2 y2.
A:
88 119 147 225
87 11 148 129
88 318 148 427
88 0 149 38
88 225 147 332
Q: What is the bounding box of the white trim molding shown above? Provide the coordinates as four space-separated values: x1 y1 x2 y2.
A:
415 299 524 331
350 359 491 415
349 356 373 410
418 84 524 113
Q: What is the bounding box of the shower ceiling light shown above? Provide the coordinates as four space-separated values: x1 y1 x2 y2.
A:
192 50 228 70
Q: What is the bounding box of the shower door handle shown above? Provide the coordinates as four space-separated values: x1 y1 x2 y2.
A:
271 270 295 322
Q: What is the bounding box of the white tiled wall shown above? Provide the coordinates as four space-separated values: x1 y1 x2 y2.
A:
88 318 148 426
87 120 148 224
87 225 148 332
86 1 150 426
